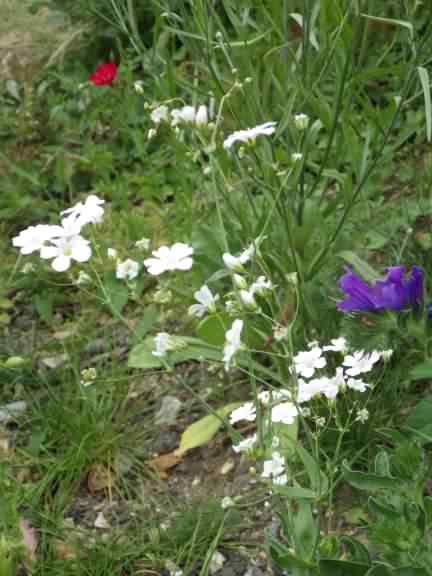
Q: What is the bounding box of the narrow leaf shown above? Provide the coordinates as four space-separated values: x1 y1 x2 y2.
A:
418 66 432 142
338 251 380 283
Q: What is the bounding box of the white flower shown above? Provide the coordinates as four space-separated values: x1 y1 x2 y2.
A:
170 105 196 126
148 128 157 140
40 235 91 272
297 377 331 403
144 243 193 275
232 433 257 453
116 258 140 281
273 474 288 486
229 401 255 424
271 401 297 424
319 377 340 400
323 337 348 353
261 451 285 479
151 104 170 124
380 349 393 361
61 194 105 226
223 253 245 272
343 350 381 377
195 105 209 126
188 285 219 318
355 408 369 423
273 389 292 402
221 496 235 509
76 271 92 285
297 378 320 403
134 80 144 94
152 332 174 357
257 390 271 405
59 214 84 237
294 113 309 131
293 347 326 379
223 319 244 371
135 237 151 250
12 224 63 255
107 248 118 259
223 121 277 150
346 377 369 393
223 241 256 272
291 152 303 163
250 276 273 296
239 290 258 311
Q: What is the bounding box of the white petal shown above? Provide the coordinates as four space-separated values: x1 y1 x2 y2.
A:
40 246 58 260
52 255 71 272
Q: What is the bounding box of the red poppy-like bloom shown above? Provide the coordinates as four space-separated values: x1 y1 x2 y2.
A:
89 62 118 86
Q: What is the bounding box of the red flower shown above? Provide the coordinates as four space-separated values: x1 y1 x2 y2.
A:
89 62 118 86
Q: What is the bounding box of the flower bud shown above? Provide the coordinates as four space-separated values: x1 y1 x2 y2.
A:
233 273 247 290
294 113 309 131
195 105 208 126
240 290 258 311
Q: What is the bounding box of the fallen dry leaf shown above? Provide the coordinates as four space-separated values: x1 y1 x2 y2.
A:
87 464 112 493
52 539 76 560
146 451 183 479
0 433 11 455
19 518 38 564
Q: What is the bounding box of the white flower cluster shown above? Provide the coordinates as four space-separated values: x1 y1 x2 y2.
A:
149 103 210 134
293 339 391 404
229 338 393 486
110 242 194 284
229 390 297 486
12 195 104 272
184 237 272 371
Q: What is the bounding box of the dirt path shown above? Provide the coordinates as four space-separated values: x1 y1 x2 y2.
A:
0 1 77 82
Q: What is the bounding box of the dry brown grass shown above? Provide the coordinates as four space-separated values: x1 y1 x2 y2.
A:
0 0 85 81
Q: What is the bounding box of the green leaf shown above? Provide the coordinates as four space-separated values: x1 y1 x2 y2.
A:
131 305 159 345
374 451 391 477
394 569 429 576
273 420 298 457
178 403 241 454
405 395 432 429
365 566 392 576
342 461 400 492
33 293 53 324
368 496 400 520
272 485 316 499
128 336 222 369
196 314 227 347
338 251 380 283
296 444 328 496
410 362 432 381
417 66 431 142
404 395 432 439
319 559 369 576
360 13 414 39
291 500 318 560
103 275 129 316
339 536 370 564
269 539 318 573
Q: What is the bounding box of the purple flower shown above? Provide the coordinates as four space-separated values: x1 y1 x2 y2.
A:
337 265 424 313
